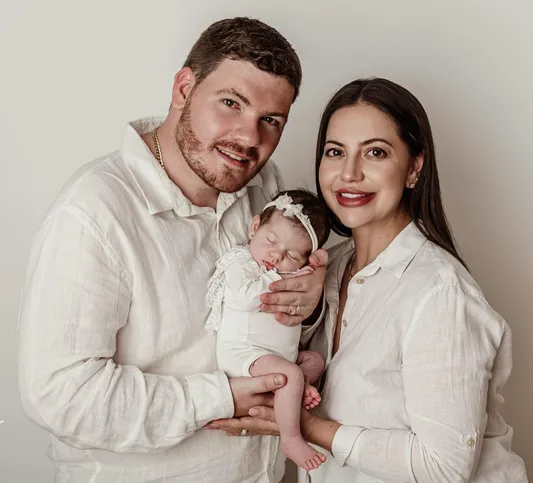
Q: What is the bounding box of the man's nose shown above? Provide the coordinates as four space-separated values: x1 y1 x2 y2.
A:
233 118 261 149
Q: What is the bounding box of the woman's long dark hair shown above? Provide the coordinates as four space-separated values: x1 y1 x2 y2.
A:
315 78 467 268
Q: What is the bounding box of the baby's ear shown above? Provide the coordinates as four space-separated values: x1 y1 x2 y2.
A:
248 215 261 239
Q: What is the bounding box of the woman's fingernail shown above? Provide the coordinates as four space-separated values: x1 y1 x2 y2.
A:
249 408 259 417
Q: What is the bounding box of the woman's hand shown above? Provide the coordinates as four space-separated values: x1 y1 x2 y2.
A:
260 249 328 326
241 405 341 452
246 405 316 437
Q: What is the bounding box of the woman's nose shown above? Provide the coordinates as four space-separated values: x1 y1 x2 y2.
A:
341 155 364 183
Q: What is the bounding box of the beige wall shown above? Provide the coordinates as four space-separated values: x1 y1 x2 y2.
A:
1 0 531 480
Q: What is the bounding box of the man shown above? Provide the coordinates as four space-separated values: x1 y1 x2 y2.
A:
18 17 326 483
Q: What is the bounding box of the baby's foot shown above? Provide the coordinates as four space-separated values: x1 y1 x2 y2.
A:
302 384 321 410
281 436 327 471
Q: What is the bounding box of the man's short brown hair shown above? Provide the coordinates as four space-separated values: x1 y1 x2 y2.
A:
184 17 302 102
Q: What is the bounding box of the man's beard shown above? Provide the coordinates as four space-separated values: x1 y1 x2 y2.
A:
175 98 261 193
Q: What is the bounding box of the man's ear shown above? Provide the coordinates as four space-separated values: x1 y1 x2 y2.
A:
171 67 196 110
248 215 261 239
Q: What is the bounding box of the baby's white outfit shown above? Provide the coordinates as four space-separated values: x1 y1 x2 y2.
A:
206 246 300 377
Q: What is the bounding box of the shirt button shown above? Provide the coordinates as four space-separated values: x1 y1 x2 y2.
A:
342 319 348 327
466 438 475 448
355 278 365 284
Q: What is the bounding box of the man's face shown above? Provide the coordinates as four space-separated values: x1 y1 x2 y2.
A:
174 59 295 193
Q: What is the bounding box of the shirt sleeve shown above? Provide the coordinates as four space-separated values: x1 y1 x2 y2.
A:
225 260 281 311
17 204 234 453
331 283 505 482
300 296 327 346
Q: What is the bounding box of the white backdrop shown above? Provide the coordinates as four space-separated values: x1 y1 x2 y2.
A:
1 1 532 480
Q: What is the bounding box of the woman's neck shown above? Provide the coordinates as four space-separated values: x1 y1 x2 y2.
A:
350 210 412 275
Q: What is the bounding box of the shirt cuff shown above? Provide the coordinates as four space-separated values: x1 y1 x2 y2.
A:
332 425 367 467
187 371 234 427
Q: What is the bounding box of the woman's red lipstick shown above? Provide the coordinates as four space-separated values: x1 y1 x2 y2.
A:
335 188 376 207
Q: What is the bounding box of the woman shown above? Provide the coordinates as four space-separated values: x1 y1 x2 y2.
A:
294 77 527 482
208 78 527 482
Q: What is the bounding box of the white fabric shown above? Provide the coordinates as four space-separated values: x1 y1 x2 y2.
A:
299 222 527 483
205 245 253 332
17 117 287 482
210 246 301 377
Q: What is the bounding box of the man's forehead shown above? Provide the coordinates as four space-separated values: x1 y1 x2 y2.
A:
201 59 294 112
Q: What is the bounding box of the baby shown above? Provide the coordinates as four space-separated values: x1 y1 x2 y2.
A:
205 190 330 471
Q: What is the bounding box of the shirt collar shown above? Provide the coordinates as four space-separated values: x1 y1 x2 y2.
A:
373 222 427 278
330 221 427 280
121 117 263 217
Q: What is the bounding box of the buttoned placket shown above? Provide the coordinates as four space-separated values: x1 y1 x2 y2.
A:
336 262 380 353
214 208 224 256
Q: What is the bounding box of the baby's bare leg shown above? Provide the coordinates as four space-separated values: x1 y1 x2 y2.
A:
250 355 326 471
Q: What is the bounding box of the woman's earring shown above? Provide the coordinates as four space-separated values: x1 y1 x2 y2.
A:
408 177 419 189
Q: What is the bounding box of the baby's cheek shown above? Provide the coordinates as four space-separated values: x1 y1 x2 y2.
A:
248 244 262 265
289 261 305 272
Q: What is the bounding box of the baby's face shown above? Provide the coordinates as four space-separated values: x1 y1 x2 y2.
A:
249 211 313 273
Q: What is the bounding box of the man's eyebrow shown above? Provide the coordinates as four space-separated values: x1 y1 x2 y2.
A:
215 88 288 119
215 88 250 106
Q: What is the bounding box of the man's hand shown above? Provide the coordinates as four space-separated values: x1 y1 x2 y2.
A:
261 249 328 326
205 405 280 436
204 405 313 438
205 414 280 437
229 374 286 418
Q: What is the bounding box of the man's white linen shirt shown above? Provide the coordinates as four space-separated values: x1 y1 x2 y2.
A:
18 118 286 482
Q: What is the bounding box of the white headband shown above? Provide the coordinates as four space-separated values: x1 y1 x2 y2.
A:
262 194 318 251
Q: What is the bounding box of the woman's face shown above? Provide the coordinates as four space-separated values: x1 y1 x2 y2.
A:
318 103 422 232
